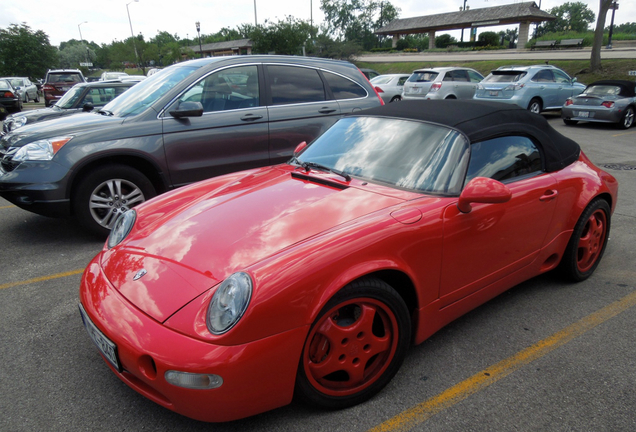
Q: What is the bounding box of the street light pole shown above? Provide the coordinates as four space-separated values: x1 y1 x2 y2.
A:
78 21 88 64
196 21 203 58
254 0 258 26
126 0 140 68
460 0 468 43
607 1 619 49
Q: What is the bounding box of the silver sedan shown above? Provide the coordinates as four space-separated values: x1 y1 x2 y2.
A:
562 80 635 129
370 74 411 103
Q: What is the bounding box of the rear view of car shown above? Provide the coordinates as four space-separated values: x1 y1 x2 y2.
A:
474 65 585 113
0 79 22 115
370 74 411 103
42 69 86 107
402 67 483 100
562 80 636 129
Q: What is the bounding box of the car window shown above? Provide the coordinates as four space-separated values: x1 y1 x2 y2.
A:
267 65 326 105
370 76 392 85
49 73 83 84
531 70 555 83
445 70 469 82
467 70 484 83
553 69 571 84
56 86 84 108
466 136 542 184
321 71 367 100
409 72 438 83
397 76 409 86
178 65 259 113
298 117 470 195
0 80 12 90
484 72 527 83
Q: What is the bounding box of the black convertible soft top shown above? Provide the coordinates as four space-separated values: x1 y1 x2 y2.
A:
585 80 636 97
357 100 581 172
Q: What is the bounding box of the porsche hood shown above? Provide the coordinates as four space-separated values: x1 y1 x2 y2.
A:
101 166 407 322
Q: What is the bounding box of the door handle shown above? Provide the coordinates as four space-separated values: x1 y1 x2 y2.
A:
318 108 337 114
539 189 558 201
240 114 263 121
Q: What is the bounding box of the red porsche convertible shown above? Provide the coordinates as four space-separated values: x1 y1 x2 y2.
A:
79 100 618 422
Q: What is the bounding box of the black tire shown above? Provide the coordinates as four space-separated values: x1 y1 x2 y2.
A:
73 164 156 237
619 106 634 129
528 98 542 114
45 99 51 107
559 199 611 282
295 277 411 409
34 92 40 103
389 96 401 103
563 119 578 126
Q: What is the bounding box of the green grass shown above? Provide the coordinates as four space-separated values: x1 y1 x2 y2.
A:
355 59 636 84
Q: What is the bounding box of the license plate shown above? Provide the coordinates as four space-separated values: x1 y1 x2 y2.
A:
489 91 499 96
578 111 589 118
79 304 121 371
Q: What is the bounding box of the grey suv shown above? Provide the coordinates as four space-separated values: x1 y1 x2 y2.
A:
473 65 586 113
0 56 382 235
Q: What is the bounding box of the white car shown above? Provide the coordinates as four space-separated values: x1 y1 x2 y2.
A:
100 72 129 81
370 74 411 103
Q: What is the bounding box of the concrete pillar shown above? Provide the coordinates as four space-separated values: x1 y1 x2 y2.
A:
392 34 399 48
518 21 530 50
429 31 436 50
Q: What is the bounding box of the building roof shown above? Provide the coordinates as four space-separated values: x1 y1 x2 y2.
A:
375 2 555 35
189 39 253 53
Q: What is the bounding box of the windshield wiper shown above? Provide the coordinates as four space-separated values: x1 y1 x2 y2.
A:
296 160 351 182
97 109 113 116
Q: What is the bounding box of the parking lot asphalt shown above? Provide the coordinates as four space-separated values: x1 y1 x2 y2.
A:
1 111 635 431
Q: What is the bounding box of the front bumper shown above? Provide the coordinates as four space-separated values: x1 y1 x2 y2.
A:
0 160 72 217
78 256 307 422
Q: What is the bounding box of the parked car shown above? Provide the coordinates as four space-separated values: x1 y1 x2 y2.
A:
360 68 381 80
370 74 411 103
474 64 586 114
402 67 484 100
0 56 383 236
79 100 617 423
42 69 86 107
2 77 39 102
146 68 162 76
0 79 22 114
100 71 129 81
561 79 636 129
2 80 137 134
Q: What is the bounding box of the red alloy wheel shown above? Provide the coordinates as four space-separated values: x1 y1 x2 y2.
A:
302 297 399 397
576 209 607 273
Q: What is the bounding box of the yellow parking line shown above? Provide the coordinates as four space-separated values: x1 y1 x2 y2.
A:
369 289 636 432
0 205 16 209
0 269 84 290
612 131 636 137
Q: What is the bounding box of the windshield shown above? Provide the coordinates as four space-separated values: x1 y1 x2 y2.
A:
55 86 84 109
408 72 438 83
100 65 199 117
297 117 469 195
484 71 527 83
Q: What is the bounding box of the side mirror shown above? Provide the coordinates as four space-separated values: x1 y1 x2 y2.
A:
294 141 308 156
457 177 512 214
169 101 204 118
82 102 94 112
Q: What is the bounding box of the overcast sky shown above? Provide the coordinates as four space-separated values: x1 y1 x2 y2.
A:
1 0 634 47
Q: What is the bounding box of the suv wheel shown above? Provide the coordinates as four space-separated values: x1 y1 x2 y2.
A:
528 98 542 114
73 164 156 237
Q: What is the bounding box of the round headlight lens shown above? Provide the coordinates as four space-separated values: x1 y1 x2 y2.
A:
206 272 252 335
107 209 136 249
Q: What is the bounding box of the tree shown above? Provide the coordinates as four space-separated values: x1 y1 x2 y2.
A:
591 0 614 71
478 31 500 46
540 2 595 34
59 43 95 69
0 23 58 78
320 0 400 50
249 17 315 55
435 34 457 48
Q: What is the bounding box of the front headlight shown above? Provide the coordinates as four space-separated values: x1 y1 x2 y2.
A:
12 136 73 162
7 116 27 131
107 209 136 248
207 272 252 335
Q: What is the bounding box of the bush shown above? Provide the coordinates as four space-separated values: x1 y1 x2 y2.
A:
478 31 500 47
